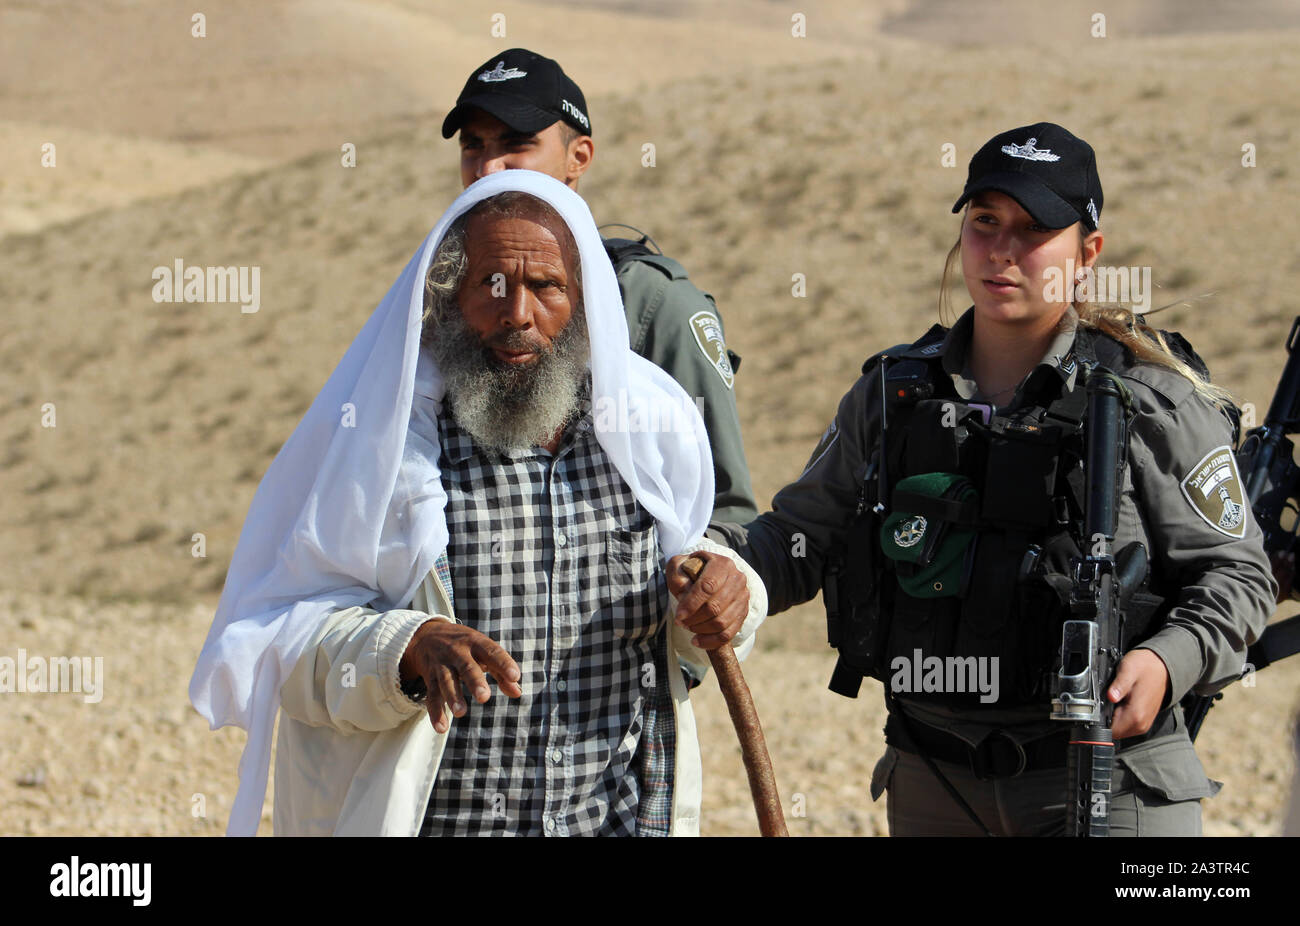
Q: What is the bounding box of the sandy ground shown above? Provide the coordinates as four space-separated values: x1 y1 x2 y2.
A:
3 0 1300 836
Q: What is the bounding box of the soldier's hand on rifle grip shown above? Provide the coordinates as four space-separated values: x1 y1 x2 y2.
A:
1108 648 1171 739
665 552 749 650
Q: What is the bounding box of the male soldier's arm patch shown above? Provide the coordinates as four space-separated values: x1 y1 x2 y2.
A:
688 310 735 389
1179 444 1248 538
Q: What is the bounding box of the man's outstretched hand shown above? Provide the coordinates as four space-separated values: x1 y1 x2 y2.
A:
665 551 750 651
399 621 522 733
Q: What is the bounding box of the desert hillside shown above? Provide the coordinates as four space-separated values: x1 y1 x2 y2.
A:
3 0 1299 837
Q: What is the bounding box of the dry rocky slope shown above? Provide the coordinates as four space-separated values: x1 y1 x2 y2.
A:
3 18 1299 835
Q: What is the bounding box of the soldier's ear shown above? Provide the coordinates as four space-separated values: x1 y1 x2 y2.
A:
566 136 594 188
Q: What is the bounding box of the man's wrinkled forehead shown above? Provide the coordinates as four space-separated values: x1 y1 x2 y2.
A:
462 193 580 266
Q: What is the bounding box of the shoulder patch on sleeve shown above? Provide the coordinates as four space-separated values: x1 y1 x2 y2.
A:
1179 444 1248 538
689 310 735 389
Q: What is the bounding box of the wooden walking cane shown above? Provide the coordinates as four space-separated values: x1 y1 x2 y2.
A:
680 555 788 837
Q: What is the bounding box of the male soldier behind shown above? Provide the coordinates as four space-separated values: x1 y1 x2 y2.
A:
442 48 758 527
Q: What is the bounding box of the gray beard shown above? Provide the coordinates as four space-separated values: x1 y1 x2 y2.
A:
428 309 590 455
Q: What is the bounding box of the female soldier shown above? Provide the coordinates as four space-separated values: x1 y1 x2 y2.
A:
708 122 1277 836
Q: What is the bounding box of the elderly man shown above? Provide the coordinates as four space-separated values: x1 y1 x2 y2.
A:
190 171 766 837
444 48 758 529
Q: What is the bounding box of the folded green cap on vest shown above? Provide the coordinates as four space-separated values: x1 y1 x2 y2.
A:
880 473 978 598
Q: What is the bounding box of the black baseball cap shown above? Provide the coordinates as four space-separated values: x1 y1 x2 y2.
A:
442 48 592 139
952 122 1103 231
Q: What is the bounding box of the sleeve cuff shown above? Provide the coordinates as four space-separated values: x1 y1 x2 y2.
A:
375 611 456 712
1135 624 1203 705
673 537 769 666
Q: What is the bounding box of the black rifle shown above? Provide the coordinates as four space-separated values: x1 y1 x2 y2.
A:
1052 366 1150 837
1186 315 1300 741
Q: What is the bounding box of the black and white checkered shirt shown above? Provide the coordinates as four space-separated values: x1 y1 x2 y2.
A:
419 384 676 836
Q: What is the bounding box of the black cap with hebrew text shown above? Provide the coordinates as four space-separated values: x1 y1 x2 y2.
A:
442 48 591 139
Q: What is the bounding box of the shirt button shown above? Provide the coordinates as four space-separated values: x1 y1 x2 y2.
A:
556 533 568 547
556 679 567 692
551 748 563 763
544 818 557 833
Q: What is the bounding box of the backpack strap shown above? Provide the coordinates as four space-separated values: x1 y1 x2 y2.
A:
602 236 690 281
602 235 655 268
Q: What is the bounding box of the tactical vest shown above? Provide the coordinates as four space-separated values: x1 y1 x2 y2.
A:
826 325 1174 707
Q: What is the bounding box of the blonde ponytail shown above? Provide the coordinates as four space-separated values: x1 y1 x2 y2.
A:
1073 303 1237 410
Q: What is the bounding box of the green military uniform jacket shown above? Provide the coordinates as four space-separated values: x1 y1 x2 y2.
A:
718 306 1277 810
610 247 758 526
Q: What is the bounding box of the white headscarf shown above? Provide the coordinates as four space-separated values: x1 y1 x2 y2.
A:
189 170 714 835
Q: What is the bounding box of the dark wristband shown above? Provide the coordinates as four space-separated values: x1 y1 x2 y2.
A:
400 674 428 703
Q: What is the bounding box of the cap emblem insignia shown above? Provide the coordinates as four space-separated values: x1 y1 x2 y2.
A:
1000 137 1061 162
478 61 528 82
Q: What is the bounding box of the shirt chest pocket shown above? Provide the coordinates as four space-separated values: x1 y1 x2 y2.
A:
601 524 668 642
